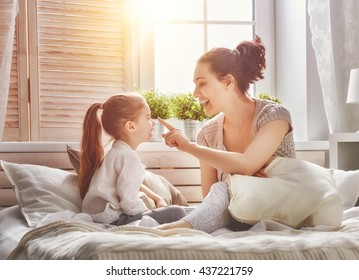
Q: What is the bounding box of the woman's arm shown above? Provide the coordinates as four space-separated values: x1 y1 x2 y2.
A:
158 118 289 176
140 184 168 208
200 161 218 197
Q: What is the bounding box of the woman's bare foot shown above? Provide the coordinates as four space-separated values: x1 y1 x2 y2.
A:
156 220 192 230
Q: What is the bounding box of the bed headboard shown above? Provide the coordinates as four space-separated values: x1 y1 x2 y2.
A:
0 142 328 208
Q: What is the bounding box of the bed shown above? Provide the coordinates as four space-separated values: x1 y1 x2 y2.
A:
1 142 359 260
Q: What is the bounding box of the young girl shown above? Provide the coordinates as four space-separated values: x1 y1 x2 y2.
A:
79 93 186 225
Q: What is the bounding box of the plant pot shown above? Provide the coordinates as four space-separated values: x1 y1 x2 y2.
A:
151 119 164 142
183 119 203 142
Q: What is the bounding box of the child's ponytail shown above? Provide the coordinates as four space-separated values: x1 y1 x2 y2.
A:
78 103 104 199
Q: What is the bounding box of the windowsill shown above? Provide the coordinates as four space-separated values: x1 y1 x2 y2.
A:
294 141 329 151
0 141 176 153
0 141 329 153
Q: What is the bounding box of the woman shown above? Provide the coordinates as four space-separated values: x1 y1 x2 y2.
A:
157 36 295 233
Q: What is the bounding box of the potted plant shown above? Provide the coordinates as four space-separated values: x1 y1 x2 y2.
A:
171 92 208 141
257 92 281 104
142 88 172 141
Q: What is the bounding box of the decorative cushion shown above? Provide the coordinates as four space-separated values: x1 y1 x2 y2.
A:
66 145 188 206
67 145 80 174
1 160 81 228
228 157 343 228
333 169 359 210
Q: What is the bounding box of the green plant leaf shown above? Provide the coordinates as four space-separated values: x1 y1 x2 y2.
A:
257 92 281 104
141 88 172 119
171 92 208 121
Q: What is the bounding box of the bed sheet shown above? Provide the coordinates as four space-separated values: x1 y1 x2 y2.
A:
0 206 31 260
3 206 359 260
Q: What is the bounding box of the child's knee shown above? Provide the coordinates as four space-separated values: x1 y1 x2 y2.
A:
167 205 186 218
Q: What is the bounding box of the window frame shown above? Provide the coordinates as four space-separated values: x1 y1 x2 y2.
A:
131 0 276 96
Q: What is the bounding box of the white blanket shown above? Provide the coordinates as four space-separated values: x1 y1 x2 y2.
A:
9 208 359 260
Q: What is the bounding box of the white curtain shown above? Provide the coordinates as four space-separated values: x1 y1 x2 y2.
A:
308 0 359 133
0 0 18 141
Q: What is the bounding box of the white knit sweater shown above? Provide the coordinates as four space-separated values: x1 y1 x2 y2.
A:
196 98 296 181
82 140 147 224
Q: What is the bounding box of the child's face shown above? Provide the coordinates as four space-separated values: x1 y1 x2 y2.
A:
133 103 156 143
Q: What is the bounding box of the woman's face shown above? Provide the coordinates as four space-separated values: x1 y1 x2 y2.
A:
193 62 226 116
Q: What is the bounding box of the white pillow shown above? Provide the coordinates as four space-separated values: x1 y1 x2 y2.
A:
333 169 359 210
228 157 343 229
0 160 82 228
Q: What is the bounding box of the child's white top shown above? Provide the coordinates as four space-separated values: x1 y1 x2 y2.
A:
82 140 148 224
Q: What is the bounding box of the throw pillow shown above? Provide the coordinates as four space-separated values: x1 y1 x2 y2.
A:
333 169 359 210
1 160 82 228
228 157 343 228
67 145 80 174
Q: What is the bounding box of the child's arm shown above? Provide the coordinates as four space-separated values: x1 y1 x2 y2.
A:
140 184 168 208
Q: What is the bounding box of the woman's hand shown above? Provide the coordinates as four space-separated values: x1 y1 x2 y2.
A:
253 156 276 178
253 167 268 178
157 118 192 151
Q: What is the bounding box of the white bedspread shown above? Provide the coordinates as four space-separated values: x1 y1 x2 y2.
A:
7 207 359 260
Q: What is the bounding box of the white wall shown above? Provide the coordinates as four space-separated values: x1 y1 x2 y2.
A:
275 0 307 141
275 0 329 141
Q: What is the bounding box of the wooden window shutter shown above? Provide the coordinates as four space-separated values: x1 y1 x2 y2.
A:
2 11 19 141
28 0 126 141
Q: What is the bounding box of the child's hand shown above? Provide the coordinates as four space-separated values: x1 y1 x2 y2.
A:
155 197 168 208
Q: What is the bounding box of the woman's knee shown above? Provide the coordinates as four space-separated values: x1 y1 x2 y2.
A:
208 181 229 200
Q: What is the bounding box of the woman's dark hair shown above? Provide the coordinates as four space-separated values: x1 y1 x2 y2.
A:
198 35 266 93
